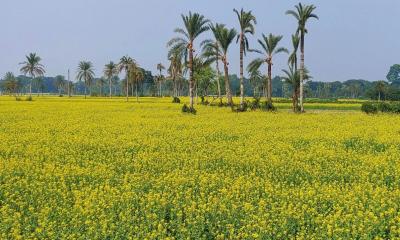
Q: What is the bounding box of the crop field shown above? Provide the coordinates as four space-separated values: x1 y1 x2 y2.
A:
1 97 400 239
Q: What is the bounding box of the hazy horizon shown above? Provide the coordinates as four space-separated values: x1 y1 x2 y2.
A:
2 0 399 82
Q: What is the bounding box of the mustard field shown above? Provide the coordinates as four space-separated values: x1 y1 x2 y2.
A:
1 96 400 239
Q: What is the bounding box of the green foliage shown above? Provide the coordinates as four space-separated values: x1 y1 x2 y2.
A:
386 64 400 83
182 104 197 114
361 102 378 114
262 101 277 111
172 97 181 103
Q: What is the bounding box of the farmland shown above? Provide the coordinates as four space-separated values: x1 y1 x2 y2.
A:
0 97 399 239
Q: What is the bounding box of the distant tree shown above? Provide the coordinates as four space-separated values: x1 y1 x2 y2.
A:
104 61 118 98
19 53 45 97
156 63 165 97
97 77 107 96
248 33 288 103
167 51 184 98
167 12 210 109
119 56 135 101
386 64 400 84
234 8 257 107
248 69 263 97
54 75 65 96
76 61 95 99
286 3 318 112
2 72 19 96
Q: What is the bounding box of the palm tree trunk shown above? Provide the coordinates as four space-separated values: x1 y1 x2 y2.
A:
84 84 87 99
268 61 272 103
136 81 139 102
189 43 195 108
299 32 305 112
109 78 112 98
29 79 32 97
224 60 232 105
126 72 129 102
239 36 245 107
216 60 221 99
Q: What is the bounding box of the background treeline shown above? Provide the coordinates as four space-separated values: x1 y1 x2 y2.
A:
1 72 399 100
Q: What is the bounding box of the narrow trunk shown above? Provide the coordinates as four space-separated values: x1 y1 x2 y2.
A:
215 44 222 99
267 59 272 103
126 71 129 102
29 79 32 97
299 32 305 112
239 35 245 106
109 78 112 98
136 81 139 102
189 43 194 108
223 59 232 105
84 84 87 99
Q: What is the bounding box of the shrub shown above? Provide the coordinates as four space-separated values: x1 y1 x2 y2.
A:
25 96 33 101
391 102 400 113
250 97 261 110
182 104 196 114
262 101 277 112
172 97 181 103
361 102 378 114
378 102 392 113
15 97 22 101
231 102 248 112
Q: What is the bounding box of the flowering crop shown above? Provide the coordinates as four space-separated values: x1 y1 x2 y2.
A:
0 97 399 239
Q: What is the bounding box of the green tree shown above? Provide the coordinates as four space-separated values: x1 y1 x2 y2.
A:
156 63 165 97
286 3 318 112
248 33 288 103
3 72 19 96
119 56 135 102
214 25 237 105
167 12 210 110
104 61 118 98
282 66 311 112
386 64 400 84
167 51 184 98
248 69 263 97
19 53 45 97
76 61 95 99
234 8 257 107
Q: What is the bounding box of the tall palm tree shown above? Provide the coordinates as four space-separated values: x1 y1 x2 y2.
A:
282 66 311 112
248 34 288 103
214 25 237 105
156 63 165 97
234 8 257 107
201 23 226 100
119 56 135 102
104 61 118 98
97 77 106 96
167 12 209 109
76 61 95 99
286 3 318 112
19 53 45 97
135 69 144 102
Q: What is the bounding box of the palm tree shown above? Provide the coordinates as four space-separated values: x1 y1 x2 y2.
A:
214 24 237 105
234 8 257 107
282 66 311 112
201 23 226 101
288 34 300 71
97 77 106 96
119 56 135 102
54 75 65 96
19 53 45 97
248 34 288 103
3 72 19 96
167 51 184 98
104 61 118 98
286 3 319 112
156 63 165 97
248 69 263 97
76 61 95 99
135 69 144 102
167 12 209 109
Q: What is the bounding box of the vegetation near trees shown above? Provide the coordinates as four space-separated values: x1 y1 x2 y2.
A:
119 56 135 102
19 53 45 97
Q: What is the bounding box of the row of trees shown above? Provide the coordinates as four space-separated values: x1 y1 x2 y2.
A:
167 3 318 112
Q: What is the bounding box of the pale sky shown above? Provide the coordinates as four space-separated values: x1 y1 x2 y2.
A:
1 0 399 82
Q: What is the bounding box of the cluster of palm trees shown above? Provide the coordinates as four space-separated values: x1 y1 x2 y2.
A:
16 53 145 101
77 57 144 101
167 3 318 112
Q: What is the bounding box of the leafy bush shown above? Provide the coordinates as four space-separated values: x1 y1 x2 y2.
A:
231 102 248 112
25 96 33 101
361 102 378 114
262 101 277 112
378 102 392 113
15 97 22 101
249 97 261 110
391 102 400 113
182 104 196 114
172 97 181 103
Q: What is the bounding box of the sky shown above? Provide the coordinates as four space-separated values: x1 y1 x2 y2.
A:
1 0 399 82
